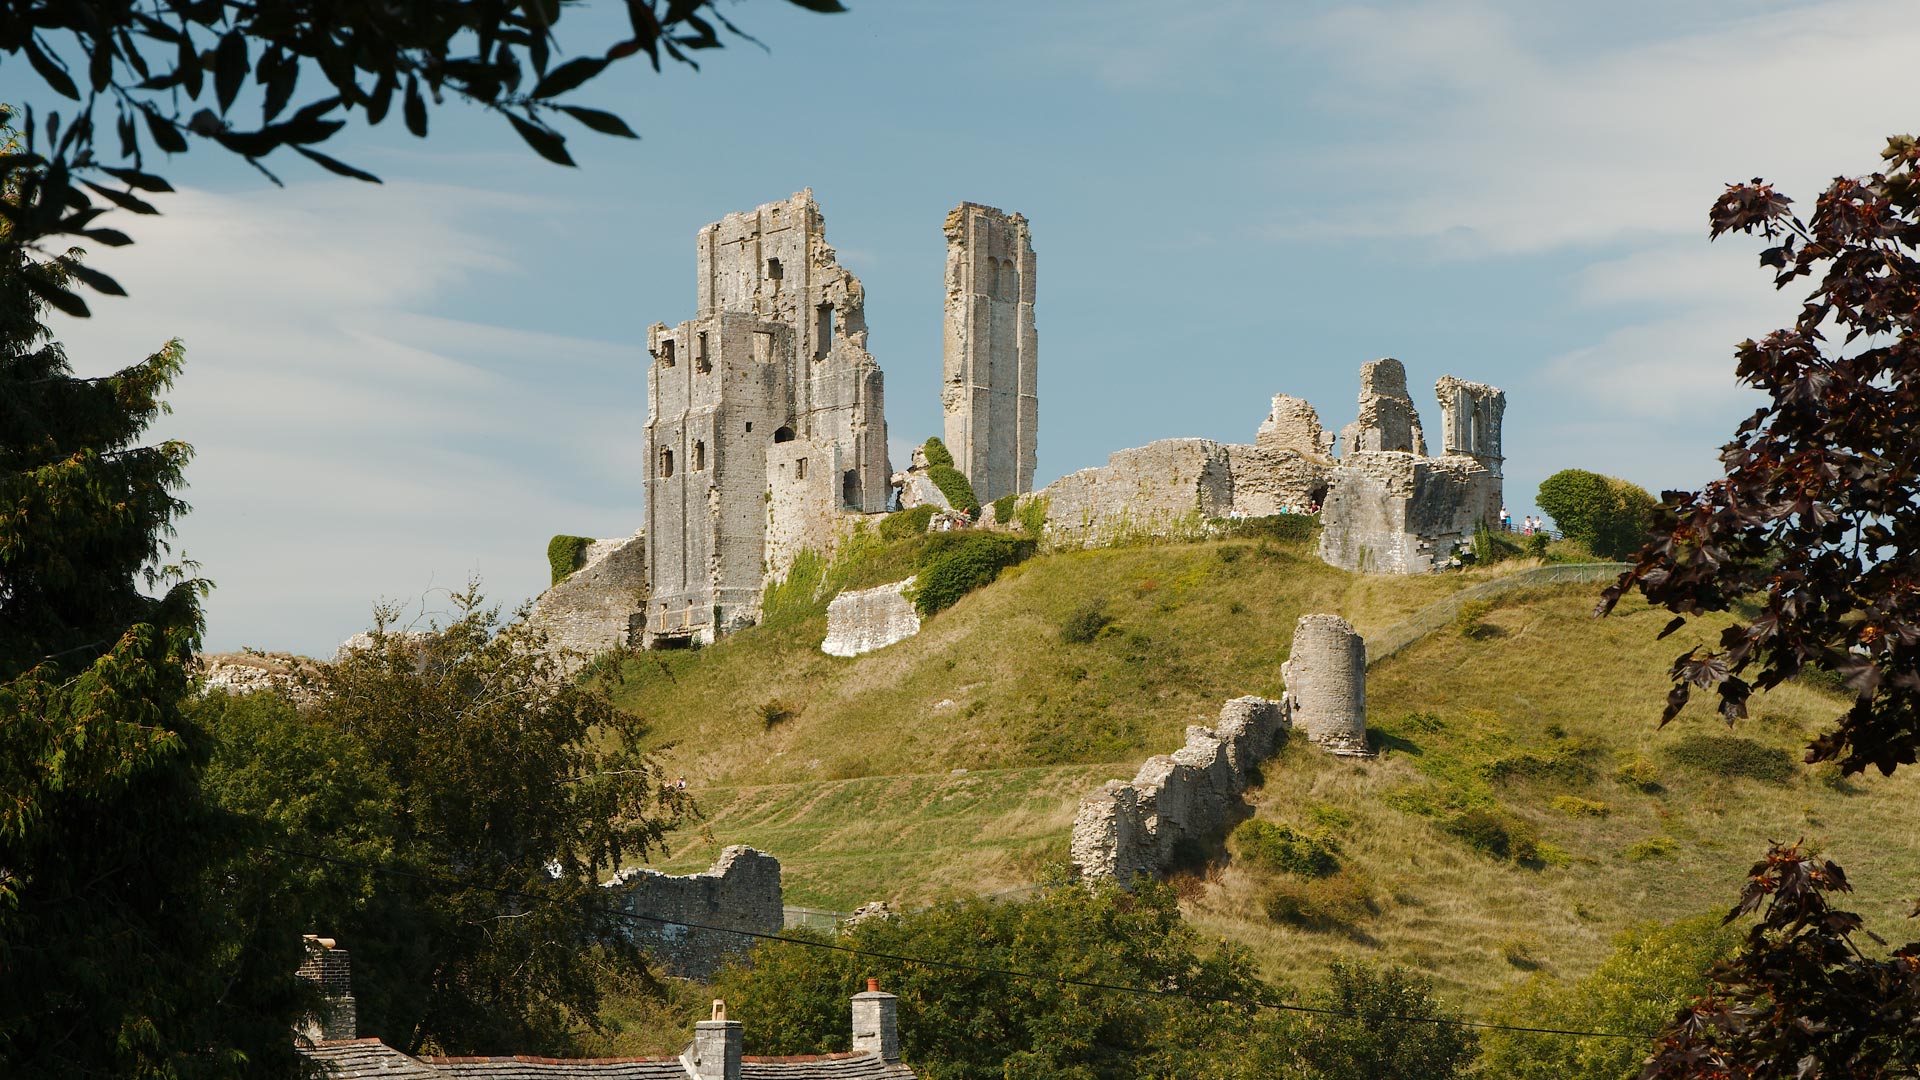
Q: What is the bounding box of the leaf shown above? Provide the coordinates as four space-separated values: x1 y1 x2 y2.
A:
25 273 90 317
27 39 80 101
559 106 638 138
783 0 849 11
79 228 134 247
143 108 188 154
507 113 574 166
533 55 610 98
294 146 382 184
81 181 160 215
404 75 428 137
100 167 176 192
215 31 248 114
1661 682 1690 726
58 258 128 297
1657 616 1688 640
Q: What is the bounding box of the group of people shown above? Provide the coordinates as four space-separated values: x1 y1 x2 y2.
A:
1280 501 1322 516
1498 506 1551 536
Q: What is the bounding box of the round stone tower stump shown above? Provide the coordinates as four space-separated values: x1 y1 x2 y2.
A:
1280 613 1371 757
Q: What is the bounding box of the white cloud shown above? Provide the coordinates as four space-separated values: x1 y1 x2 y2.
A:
48 181 642 656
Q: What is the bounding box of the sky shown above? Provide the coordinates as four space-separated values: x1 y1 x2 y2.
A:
25 0 1920 656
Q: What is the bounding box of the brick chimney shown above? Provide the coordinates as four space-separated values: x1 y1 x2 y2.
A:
851 978 900 1063
687 999 742 1080
294 936 357 1042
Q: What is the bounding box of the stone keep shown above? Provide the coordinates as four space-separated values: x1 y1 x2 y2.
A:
943 202 1038 504
643 190 891 646
1280 614 1370 757
1338 358 1427 457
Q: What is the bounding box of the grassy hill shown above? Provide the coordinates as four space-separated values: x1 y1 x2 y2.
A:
611 527 1918 1004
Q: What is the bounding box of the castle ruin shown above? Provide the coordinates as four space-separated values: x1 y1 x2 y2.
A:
942 203 1038 503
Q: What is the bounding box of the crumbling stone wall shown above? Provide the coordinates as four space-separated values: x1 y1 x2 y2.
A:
1040 438 1235 547
526 530 648 655
766 439 849 582
1070 697 1289 883
1257 394 1336 459
1224 444 1331 518
1435 375 1506 475
821 578 920 657
1338 358 1427 457
606 846 783 980
1280 614 1370 757
943 203 1038 503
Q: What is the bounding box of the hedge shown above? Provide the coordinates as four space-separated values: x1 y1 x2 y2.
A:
546 534 594 586
1536 469 1657 559
910 532 1035 616
927 463 980 516
921 436 956 469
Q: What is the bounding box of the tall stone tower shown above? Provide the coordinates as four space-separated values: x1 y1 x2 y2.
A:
942 203 1037 503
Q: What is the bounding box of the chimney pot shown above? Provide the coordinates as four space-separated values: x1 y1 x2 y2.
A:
867 978 879 993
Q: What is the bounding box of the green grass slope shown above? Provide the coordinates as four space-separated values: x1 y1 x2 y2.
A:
615 530 1916 1004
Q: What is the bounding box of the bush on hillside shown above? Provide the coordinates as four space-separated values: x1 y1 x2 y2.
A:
1231 819 1339 878
1454 599 1495 639
1536 469 1657 559
1215 513 1317 544
1660 734 1796 784
927 463 979 516
1016 494 1049 538
991 493 1018 524
1444 807 1540 863
1263 871 1377 929
921 436 955 469
910 532 1035 616
1058 598 1113 644
879 504 936 541
547 534 593 585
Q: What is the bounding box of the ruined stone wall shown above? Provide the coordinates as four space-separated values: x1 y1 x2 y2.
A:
943 203 1037 504
1338 358 1427 457
606 846 783 980
1257 394 1336 458
1435 375 1506 476
526 530 648 655
821 578 920 657
1070 697 1289 883
766 439 846 583
1280 614 1370 756
1317 451 1495 573
1039 438 1234 547
1224 445 1331 517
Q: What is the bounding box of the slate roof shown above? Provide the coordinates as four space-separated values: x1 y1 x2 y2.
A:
304 1042 916 1080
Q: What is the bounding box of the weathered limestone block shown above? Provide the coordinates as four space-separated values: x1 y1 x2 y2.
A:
605 846 783 980
1040 438 1233 547
1338 357 1427 458
822 578 920 657
1225 444 1331 517
1280 614 1370 757
526 530 648 656
1318 451 1494 574
1070 696 1290 883
1257 394 1336 459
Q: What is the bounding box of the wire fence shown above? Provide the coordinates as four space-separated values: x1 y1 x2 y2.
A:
1365 561 1629 667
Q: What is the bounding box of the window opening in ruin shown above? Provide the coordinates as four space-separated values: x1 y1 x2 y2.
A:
659 338 675 366
773 426 795 443
745 422 754 433
766 257 783 280
693 441 706 471
842 469 859 509
752 331 774 364
651 635 693 651
814 305 833 359
659 448 674 478
795 458 808 481
695 331 710 373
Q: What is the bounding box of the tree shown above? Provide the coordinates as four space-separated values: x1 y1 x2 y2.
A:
1261 961 1477 1080
713 876 1270 1080
1600 134 1920 1076
0 0 845 313
1537 469 1657 560
287 591 690 1055
0 243 310 1072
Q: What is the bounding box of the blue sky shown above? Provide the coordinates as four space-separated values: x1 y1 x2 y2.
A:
32 0 1919 655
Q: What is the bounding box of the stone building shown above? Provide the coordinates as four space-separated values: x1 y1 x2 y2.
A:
942 203 1038 504
641 191 891 647
604 846 785 981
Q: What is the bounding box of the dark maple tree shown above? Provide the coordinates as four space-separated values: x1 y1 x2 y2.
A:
1602 134 1920 1078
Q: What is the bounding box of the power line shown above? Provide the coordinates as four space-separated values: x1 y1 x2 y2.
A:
269 844 1659 1043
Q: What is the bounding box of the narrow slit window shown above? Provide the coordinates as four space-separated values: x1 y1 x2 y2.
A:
659 448 674 478
659 338 675 366
693 441 707 471
695 331 710 372
795 458 807 481
814 305 833 359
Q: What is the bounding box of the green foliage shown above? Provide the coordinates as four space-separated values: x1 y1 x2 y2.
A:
275 588 688 1054
992 493 1019 524
1 263 310 1076
1215 513 1319 544
1444 807 1540 863
879 504 936 541
1262 872 1377 929
759 529 925 632
1536 469 1656 559
1481 916 1738 1080
1624 835 1680 861
1253 961 1477 1080
1059 598 1114 644
920 436 956 469
909 532 1035 616
547 534 593 585
712 878 1268 1080
1660 734 1796 784
1474 522 1521 565
1230 818 1339 878
1455 599 1495 638
927 463 980 516
1017 494 1050 538
1524 532 1550 559
1613 757 1662 792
